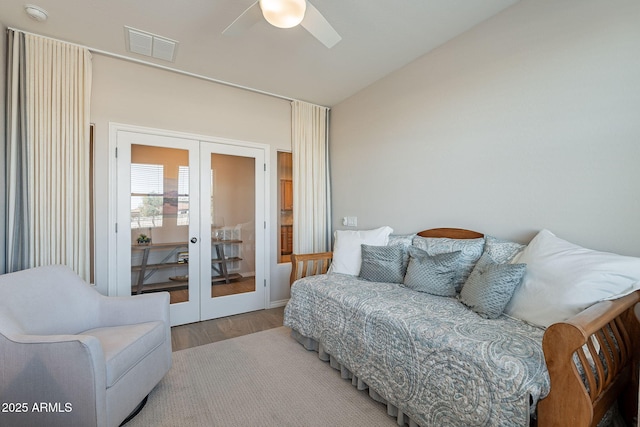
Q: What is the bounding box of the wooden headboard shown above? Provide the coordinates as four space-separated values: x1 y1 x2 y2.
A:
289 227 640 426
417 227 484 239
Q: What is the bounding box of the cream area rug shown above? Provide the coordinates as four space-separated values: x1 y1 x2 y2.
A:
126 327 396 427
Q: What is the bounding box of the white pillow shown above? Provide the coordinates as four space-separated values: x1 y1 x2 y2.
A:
329 226 393 275
504 229 640 328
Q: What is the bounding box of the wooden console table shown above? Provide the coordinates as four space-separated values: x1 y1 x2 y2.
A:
131 242 189 294
211 239 243 284
131 239 243 294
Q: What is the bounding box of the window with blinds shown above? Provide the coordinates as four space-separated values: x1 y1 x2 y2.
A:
177 165 189 226
131 163 164 229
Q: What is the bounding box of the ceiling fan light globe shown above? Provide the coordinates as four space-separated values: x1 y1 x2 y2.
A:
259 0 306 29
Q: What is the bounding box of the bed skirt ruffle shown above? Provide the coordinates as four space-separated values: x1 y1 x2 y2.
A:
290 328 421 427
290 327 627 427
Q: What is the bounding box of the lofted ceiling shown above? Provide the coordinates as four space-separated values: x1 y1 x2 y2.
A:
0 0 519 106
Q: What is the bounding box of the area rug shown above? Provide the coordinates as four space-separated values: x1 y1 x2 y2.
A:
126 326 396 427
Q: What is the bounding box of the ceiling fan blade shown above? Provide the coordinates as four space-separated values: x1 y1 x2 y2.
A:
300 2 342 48
222 1 262 36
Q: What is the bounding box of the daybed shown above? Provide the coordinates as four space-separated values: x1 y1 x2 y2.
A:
284 228 640 427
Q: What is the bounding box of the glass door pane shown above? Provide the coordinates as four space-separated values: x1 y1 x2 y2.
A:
130 145 192 304
200 142 266 320
277 151 293 263
117 129 201 326
210 153 256 298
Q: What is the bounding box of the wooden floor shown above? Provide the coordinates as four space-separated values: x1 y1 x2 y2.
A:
170 305 285 352
168 276 256 304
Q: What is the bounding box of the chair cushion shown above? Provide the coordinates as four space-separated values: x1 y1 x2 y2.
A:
82 321 166 387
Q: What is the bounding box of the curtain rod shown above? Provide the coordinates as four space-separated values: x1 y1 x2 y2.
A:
7 26 329 108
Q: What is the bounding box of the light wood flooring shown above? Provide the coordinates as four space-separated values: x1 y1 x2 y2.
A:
170 305 285 352
168 276 256 304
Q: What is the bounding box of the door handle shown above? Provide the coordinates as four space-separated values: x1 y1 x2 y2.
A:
190 237 198 244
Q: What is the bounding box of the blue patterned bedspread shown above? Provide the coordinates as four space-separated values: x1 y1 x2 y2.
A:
284 273 551 427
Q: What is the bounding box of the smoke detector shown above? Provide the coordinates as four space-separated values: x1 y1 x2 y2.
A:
24 4 48 22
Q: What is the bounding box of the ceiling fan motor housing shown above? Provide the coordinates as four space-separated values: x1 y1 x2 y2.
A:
259 0 307 29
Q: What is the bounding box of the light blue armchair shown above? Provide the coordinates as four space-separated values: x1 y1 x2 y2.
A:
0 265 171 427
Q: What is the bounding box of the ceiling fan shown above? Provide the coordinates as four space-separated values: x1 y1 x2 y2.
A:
223 0 342 48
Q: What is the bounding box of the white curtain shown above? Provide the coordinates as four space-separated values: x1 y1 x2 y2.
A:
6 30 29 273
291 100 331 254
6 30 92 281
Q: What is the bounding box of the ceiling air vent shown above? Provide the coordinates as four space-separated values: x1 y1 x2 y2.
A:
124 26 178 62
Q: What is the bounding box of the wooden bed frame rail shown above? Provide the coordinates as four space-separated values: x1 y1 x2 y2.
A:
287 228 640 426
290 252 333 286
538 290 640 426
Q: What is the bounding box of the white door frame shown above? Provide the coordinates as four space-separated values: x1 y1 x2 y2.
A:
108 123 270 321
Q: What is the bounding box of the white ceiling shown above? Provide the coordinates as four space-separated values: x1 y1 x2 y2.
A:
0 0 520 106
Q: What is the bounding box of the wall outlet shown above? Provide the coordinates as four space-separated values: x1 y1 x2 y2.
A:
342 216 358 227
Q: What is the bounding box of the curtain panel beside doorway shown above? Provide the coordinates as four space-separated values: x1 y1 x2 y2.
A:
291 100 331 254
5 29 92 281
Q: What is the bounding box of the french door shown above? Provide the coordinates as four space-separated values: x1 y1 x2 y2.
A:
115 128 266 326
199 143 266 320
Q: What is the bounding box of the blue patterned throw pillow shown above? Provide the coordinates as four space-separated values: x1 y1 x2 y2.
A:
403 246 463 297
412 236 484 292
387 233 416 248
460 252 526 319
359 244 406 284
387 234 415 272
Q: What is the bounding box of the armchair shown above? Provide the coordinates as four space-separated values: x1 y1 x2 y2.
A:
0 265 171 427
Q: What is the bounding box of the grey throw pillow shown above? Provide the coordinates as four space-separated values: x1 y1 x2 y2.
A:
412 236 484 292
403 246 463 297
359 244 406 284
460 252 527 319
387 234 415 272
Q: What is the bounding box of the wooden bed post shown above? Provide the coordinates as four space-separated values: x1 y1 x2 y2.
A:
621 305 640 424
538 292 640 427
539 322 596 426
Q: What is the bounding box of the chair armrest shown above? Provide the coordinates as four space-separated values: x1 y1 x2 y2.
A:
0 332 107 424
290 252 333 286
97 292 170 327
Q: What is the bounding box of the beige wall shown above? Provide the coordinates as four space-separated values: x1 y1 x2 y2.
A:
90 54 293 302
330 0 640 256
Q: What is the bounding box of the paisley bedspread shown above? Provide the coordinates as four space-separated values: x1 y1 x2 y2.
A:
283 273 551 427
